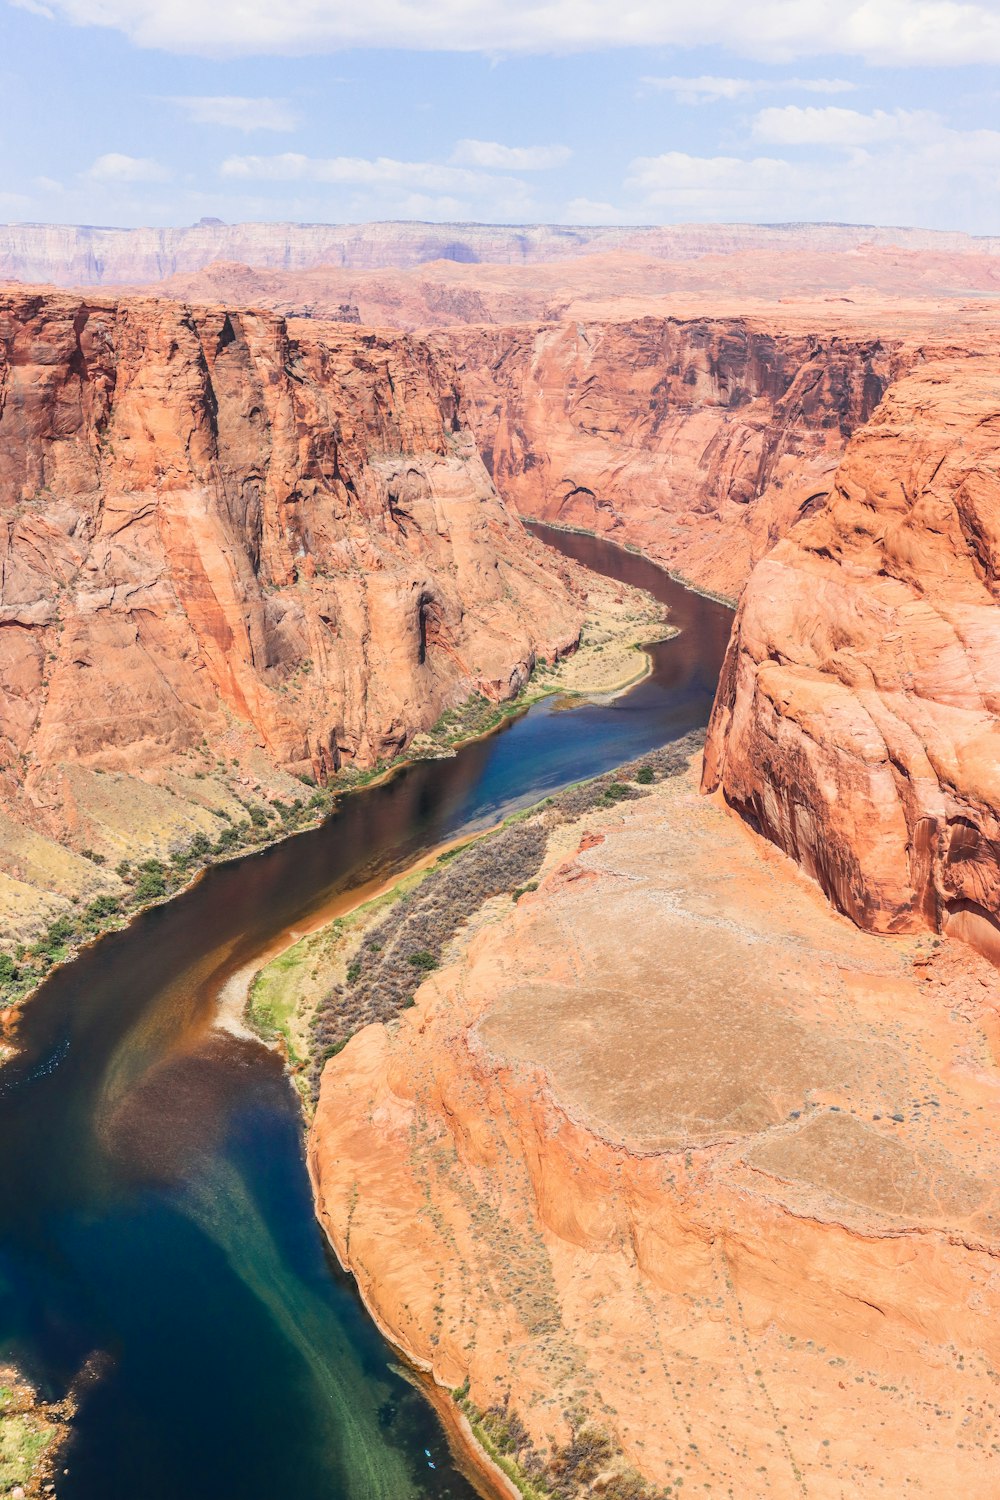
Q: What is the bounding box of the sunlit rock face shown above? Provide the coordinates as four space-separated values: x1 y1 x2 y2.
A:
437 317 898 599
0 289 581 841
704 353 1000 952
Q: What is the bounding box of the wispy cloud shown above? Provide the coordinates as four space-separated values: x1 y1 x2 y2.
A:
167 95 300 131
83 152 172 182
641 75 857 105
450 139 571 170
625 112 1000 228
218 151 536 218
751 105 934 146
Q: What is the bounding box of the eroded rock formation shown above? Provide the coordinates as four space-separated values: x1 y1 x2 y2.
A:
703 350 1000 952
0 289 580 918
439 318 898 597
311 770 1000 1497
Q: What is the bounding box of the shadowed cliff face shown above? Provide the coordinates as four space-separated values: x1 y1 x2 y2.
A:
0 290 580 860
437 318 899 598
703 351 1000 950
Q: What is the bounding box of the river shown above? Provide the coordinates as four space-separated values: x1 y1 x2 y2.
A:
0 524 732 1499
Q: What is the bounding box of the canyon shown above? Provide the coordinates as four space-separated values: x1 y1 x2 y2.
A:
2 226 1000 1499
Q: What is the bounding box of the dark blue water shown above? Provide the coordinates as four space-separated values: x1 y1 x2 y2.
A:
0 525 731 1499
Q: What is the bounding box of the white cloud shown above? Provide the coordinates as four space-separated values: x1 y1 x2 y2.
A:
84 152 171 182
641 74 857 104
752 105 934 146
564 196 639 224
220 152 512 195
625 115 1000 229
218 152 536 218
167 95 300 131
15 0 1000 64
450 139 572 169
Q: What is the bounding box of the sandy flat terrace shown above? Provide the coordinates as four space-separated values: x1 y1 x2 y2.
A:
476 777 1000 1237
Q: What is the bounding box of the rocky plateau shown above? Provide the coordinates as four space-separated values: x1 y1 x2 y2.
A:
311 765 1000 1498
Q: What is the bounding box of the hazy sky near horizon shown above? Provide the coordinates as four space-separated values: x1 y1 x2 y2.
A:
4 0 1000 233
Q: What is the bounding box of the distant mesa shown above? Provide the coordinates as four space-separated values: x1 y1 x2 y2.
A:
3 219 1000 287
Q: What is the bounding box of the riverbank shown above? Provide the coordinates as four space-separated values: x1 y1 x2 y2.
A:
524 517 739 609
311 759 1000 1498
244 737 702 1498
0 552 665 1048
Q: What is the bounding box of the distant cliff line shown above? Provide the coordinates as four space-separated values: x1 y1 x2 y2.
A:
4 218 1000 286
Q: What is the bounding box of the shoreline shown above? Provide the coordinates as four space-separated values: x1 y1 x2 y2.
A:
0 533 683 1495
522 514 739 608
0 551 668 1060
308 1142 519 1500
284 739 706 1500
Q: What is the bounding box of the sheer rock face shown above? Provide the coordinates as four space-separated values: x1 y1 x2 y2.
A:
703 352 1000 951
0 290 580 843
437 318 898 598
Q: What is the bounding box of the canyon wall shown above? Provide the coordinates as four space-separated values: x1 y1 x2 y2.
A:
0 289 580 923
703 349 1000 949
5 220 1000 288
439 318 899 598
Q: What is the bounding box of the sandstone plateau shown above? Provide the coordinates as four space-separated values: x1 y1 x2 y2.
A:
0 288 582 935
126 244 1000 332
5 219 1000 289
311 767 1000 1498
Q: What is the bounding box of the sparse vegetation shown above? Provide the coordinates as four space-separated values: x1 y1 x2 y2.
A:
306 732 702 1098
457 1393 672 1500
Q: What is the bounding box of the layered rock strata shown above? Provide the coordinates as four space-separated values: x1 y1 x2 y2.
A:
439 319 899 598
4 220 1000 287
311 770 1000 1498
0 289 580 927
703 351 1000 949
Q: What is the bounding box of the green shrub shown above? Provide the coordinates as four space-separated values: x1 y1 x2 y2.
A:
84 894 120 925
133 867 166 901
635 765 655 784
408 950 438 971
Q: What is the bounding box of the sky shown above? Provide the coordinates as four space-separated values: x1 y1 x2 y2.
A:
3 0 1000 233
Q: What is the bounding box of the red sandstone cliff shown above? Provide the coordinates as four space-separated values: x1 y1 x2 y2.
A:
438 318 899 598
0 289 580 902
703 349 1000 953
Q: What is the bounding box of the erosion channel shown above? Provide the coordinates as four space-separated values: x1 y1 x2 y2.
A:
0 524 732 1500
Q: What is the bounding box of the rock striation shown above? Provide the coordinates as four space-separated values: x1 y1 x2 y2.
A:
4 220 1000 288
440 318 898 597
0 289 580 914
703 350 1000 951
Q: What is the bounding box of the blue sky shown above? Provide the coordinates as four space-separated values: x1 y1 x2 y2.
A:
4 0 1000 231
